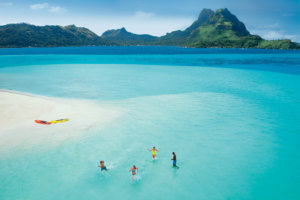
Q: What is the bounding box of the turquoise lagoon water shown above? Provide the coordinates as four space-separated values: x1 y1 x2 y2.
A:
0 47 299 200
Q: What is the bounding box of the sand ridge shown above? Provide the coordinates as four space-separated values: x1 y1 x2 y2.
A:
0 90 123 154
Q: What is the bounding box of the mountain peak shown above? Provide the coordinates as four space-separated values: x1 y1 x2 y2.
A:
198 8 214 20
120 27 127 32
185 8 214 32
101 27 129 37
215 8 229 14
65 24 76 28
101 27 158 45
208 8 250 36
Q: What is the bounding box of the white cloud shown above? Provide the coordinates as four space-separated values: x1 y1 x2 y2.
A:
49 6 67 13
30 3 49 10
263 31 282 39
134 11 154 18
263 30 296 40
29 3 67 14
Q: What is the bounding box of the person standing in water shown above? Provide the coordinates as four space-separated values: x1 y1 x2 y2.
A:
129 165 138 182
148 146 159 159
98 161 108 171
172 152 179 168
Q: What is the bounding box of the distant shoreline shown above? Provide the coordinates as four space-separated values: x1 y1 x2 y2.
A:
0 45 300 50
0 46 299 55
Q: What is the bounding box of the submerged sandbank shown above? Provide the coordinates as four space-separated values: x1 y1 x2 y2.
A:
0 90 122 154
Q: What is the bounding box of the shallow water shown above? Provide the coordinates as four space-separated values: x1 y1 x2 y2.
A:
0 47 299 200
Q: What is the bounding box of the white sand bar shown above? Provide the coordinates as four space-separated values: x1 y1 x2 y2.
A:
0 90 122 154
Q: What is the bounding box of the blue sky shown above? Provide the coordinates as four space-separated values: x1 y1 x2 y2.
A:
0 0 299 42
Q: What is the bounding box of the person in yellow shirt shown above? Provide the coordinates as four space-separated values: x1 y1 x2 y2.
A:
147 146 159 159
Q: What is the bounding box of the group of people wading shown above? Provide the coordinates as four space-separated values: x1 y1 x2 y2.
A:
98 147 179 182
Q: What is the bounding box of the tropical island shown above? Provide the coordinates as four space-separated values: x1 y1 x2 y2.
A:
0 8 299 49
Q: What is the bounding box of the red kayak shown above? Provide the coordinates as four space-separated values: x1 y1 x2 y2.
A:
35 120 51 125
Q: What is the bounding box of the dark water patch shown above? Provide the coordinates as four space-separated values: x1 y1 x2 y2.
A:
0 53 299 75
0 46 299 55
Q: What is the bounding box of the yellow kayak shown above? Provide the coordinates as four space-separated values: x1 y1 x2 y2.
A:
49 118 69 124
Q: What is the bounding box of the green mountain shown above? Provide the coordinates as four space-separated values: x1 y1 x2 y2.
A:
0 23 110 48
0 9 298 49
102 8 299 49
157 8 216 45
101 27 158 45
179 8 297 49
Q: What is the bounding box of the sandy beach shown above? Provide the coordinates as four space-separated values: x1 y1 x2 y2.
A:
0 90 122 154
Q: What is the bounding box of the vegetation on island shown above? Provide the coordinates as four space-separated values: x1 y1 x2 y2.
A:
0 8 299 49
0 23 110 48
101 8 299 49
101 27 158 45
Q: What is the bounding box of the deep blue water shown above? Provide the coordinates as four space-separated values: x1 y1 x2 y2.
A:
0 47 299 200
1 46 299 55
0 46 299 74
